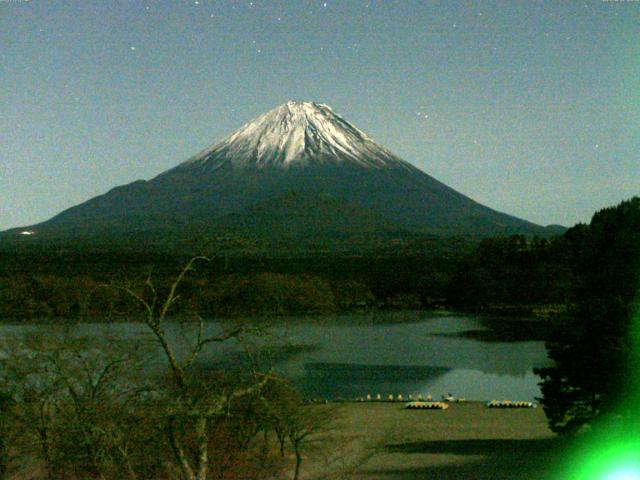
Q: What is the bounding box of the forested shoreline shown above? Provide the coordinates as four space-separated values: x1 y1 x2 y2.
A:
0 231 578 322
0 246 567 323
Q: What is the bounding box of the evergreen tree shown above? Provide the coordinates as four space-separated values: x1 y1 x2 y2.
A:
535 197 640 434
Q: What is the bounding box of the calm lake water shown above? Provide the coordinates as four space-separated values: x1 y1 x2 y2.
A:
0 311 551 402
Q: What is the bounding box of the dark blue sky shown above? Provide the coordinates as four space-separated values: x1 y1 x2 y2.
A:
2 0 638 230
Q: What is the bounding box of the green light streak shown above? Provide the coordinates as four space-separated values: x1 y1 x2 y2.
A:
552 285 640 480
604 467 640 480
568 440 640 480
553 432 640 480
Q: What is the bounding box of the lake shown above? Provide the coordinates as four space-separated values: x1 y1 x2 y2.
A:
0 311 551 402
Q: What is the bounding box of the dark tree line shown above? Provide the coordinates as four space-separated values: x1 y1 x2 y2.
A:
535 197 640 434
0 235 573 322
446 235 573 312
0 258 458 321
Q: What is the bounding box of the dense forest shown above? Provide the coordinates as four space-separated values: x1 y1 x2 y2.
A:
0 236 473 321
0 239 555 322
0 225 575 322
0 198 637 328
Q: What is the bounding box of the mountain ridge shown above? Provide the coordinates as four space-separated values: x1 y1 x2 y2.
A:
2 101 564 243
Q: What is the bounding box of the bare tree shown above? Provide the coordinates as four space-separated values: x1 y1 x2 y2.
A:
255 380 337 480
0 256 340 480
287 405 337 480
117 256 272 480
0 332 153 480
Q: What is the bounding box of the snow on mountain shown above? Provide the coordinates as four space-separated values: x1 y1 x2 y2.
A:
179 101 412 171
3 100 559 241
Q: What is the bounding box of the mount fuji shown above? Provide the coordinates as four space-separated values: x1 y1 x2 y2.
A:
6 101 561 242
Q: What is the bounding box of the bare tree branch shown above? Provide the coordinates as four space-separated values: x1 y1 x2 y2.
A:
158 256 209 322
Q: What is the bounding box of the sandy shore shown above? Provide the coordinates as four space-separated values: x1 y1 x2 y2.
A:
300 402 562 480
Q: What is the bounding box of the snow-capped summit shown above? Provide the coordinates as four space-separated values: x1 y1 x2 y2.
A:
6 101 560 241
180 101 411 171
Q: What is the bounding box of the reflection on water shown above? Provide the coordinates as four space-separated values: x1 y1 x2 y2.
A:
0 311 552 401
300 362 450 400
265 313 551 400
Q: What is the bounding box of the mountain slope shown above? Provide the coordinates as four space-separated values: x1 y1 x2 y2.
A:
4 101 561 241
